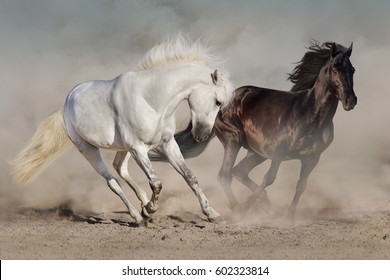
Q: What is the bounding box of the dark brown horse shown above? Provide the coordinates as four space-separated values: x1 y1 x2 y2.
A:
150 41 357 219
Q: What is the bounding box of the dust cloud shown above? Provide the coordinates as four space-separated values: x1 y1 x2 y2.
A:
1 0 390 224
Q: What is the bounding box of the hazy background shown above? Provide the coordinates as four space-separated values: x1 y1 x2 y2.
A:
1 0 390 221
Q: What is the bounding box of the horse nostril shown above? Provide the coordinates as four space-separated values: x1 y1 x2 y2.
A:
347 95 357 105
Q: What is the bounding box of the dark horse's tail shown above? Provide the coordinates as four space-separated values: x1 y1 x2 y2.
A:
148 121 214 162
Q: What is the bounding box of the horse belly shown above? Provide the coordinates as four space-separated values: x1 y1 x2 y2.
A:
244 127 326 160
288 136 319 158
287 129 333 159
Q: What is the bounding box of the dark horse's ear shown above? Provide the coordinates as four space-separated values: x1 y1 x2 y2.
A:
345 42 353 57
331 42 338 57
211 70 218 85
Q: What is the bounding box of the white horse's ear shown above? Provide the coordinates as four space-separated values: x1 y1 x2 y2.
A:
211 70 219 85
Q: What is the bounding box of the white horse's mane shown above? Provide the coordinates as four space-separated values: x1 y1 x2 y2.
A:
134 35 220 71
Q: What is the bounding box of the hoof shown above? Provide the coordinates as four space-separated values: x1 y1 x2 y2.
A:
208 215 226 225
141 206 157 226
143 202 158 216
141 202 157 218
141 206 152 219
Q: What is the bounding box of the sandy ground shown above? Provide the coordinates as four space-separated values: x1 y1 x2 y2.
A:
1 200 390 260
2 141 390 260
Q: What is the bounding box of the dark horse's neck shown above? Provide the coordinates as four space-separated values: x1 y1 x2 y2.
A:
305 64 338 127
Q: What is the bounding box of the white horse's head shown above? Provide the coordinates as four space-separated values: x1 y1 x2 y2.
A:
188 70 233 142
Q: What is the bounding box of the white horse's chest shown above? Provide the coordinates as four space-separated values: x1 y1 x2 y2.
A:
113 81 176 148
118 111 175 148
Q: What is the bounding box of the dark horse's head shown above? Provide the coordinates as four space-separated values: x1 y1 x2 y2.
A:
328 42 357 111
289 41 357 111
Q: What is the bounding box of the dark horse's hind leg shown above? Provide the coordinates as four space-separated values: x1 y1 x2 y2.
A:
232 150 271 211
217 144 240 208
287 156 320 221
232 150 266 191
244 158 282 208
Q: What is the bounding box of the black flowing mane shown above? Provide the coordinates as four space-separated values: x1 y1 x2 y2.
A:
288 41 347 91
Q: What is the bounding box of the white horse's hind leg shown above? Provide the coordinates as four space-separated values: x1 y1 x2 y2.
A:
163 138 224 224
113 151 149 207
76 142 143 224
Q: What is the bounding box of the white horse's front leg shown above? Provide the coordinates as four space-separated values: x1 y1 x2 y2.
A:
131 146 162 220
163 138 225 224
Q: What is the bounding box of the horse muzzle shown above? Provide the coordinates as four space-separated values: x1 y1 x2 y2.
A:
343 93 357 111
192 125 212 142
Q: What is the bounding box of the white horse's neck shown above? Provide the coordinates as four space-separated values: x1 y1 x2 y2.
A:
140 63 212 119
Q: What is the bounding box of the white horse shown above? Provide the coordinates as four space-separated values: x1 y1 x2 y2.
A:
11 36 234 225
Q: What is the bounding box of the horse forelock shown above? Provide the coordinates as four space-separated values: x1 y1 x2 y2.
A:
288 40 350 92
134 35 220 72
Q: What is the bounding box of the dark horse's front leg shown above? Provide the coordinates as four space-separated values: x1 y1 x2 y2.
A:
287 155 320 221
217 144 240 208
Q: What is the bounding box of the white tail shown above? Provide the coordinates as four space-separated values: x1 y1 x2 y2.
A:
10 109 72 185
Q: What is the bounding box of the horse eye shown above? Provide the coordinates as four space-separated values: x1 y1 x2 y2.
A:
334 59 343 68
216 100 222 107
